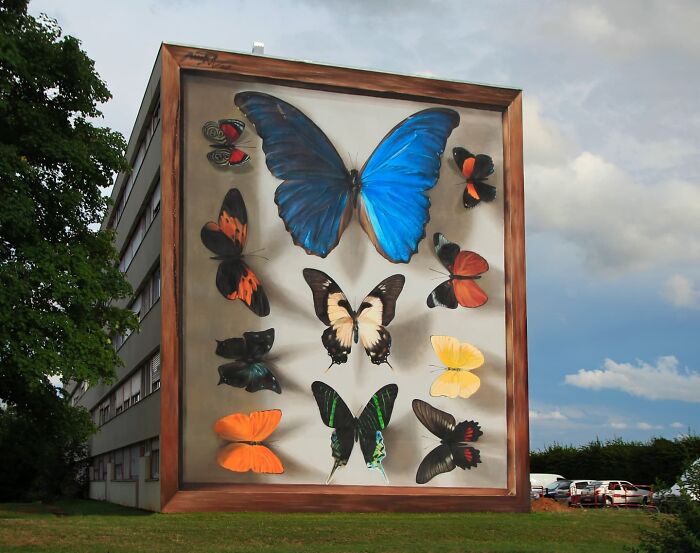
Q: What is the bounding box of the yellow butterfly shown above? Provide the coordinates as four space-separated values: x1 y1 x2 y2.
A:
429 335 484 399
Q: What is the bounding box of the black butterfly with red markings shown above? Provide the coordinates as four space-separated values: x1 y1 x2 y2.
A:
303 269 405 368
203 119 250 167
453 147 496 209
412 399 482 484
200 188 269 317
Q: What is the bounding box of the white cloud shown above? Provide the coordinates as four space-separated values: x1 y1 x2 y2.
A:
530 409 568 421
526 137 700 274
662 275 700 308
636 422 663 430
671 422 686 429
565 356 700 402
609 421 627 429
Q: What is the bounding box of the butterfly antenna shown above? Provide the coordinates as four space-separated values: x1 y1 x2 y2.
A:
246 254 270 261
385 359 394 371
324 361 334 373
429 268 449 277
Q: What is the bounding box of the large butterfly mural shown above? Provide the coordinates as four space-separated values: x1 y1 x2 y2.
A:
303 268 405 367
427 232 489 309
202 119 250 167
200 188 270 317
234 92 460 264
312 381 398 484
214 409 284 474
216 328 281 394
453 147 495 209
429 336 484 399
412 399 482 484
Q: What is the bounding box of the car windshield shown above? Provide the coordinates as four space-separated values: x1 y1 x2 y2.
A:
546 482 560 491
557 481 572 489
586 481 602 489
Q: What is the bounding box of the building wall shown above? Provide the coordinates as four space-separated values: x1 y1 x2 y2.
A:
88 457 160 511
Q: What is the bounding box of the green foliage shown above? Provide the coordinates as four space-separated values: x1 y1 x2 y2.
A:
0 2 136 399
629 460 700 553
0 1 137 499
531 435 700 486
0 384 94 501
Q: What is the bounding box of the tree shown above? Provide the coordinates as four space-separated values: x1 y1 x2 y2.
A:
0 0 137 498
630 460 700 553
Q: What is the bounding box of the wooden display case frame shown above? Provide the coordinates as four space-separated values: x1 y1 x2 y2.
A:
159 43 528 513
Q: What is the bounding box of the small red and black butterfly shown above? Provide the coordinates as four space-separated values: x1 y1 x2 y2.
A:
202 119 250 167
453 147 495 209
200 188 269 317
427 232 488 309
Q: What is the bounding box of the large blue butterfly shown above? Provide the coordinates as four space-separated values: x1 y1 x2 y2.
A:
234 92 460 264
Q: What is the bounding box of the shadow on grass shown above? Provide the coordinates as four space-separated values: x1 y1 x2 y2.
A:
0 499 153 517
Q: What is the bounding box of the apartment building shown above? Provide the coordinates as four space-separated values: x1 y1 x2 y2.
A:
70 52 163 511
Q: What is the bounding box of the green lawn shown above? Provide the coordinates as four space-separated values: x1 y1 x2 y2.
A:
0 500 660 553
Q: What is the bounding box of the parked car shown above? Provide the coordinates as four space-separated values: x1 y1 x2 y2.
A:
544 479 571 499
530 473 566 498
579 480 651 507
554 479 596 505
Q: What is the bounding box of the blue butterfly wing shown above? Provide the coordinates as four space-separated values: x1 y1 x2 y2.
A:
358 108 460 263
234 92 352 258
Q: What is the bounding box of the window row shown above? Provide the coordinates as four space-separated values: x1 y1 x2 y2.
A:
109 101 160 229
94 349 161 426
113 265 160 349
118 179 161 273
90 437 159 482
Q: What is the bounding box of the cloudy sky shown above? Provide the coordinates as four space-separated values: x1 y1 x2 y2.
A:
31 0 700 449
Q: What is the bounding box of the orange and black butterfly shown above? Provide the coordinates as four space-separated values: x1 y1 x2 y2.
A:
200 188 270 317
214 410 284 474
453 147 495 209
427 233 488 309
202 119 250 167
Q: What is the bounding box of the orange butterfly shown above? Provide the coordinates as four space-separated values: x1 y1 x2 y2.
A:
214 409 284 474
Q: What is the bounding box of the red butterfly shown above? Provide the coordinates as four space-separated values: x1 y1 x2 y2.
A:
427 232 488 309
202 119 250 167
200 188 269 317
453 147 495 209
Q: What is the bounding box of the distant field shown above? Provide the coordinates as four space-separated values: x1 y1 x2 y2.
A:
0 500 660 553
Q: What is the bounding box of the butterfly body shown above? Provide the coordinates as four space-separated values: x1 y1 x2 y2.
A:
412 399 482 484
312 381 398 483
214 410 284 474
453 147 496 209
203 119 250 167
201 188 270 317
235 91 459 263
216 328 281 394
427 232 489 309
303 269 404 366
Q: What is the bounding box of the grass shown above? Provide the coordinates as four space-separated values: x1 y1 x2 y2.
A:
0 499 660 553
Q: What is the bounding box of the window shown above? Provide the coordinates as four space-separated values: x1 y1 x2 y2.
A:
113 449 124 480
98 400 110 425
129 445 140 479
149 438 160 479
108 100 160 231
149 351 161 392
130 371 141 405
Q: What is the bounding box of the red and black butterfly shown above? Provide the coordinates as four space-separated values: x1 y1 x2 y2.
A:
202 119 250 167
200 188 269 317
427 232 488 309
453 147 495 209
412 399 482 484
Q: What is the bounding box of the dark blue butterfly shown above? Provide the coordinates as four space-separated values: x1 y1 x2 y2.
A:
234 92 459 264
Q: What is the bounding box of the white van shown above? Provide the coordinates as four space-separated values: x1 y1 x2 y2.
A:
530 473 566 498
